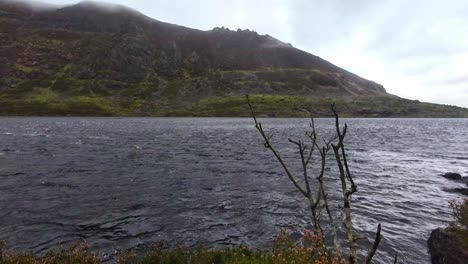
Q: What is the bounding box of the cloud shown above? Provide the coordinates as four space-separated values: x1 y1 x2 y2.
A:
284 0 468 107
438 75 468 86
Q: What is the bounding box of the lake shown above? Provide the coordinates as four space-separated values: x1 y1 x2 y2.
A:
0 117 467 263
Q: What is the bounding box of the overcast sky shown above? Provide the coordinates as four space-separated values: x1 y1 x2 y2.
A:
31 0 468 107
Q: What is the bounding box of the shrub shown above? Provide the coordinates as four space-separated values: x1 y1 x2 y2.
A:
0 241 100 264
450 198 468 229
1 230 344 264
116 230 344 264
449 198 468 248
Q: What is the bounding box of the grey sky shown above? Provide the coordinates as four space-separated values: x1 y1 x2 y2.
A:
29 0 468 107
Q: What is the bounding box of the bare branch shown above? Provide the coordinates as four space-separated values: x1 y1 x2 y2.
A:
365 224 382 264
317 145 341 253
304 115 317 166
342 146 358 197
331 103 358 264
299 142 312 197
288 138 312 197
246 95 308 197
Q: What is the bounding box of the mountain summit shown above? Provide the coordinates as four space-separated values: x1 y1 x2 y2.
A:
1 0 467 117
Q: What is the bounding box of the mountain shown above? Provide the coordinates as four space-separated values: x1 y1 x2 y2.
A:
1 0 467 117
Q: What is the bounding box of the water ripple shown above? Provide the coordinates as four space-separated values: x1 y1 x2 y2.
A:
0 117 467 263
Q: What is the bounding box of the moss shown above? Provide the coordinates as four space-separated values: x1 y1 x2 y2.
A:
13 77 53 95
120 71 160 99
29 88 59 103
14 63 37 73
63 64 75 74
51 76 79 92
64 96 115 116
161 79 184 99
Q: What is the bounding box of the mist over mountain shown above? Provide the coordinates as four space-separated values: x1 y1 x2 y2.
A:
1 0 467 117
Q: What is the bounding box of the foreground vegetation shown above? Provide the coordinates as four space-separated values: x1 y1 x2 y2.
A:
0 231 344 264
449 199 468 247
428 198 468 264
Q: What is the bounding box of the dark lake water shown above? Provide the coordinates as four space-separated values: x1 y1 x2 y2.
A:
0 117 467 263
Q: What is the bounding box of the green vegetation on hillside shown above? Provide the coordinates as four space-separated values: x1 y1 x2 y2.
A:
165 95 468 118
1 92 468 117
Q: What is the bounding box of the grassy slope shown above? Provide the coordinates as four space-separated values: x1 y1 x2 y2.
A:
168 95 468 118
2 92 467 117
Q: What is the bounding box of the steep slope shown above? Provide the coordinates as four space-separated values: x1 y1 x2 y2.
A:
1 0 467 117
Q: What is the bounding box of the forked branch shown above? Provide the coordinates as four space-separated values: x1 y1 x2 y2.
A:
246 96 385 263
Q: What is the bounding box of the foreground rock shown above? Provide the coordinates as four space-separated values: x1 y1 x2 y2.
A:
428 228 468 264
442 172 462 180
444 188 468 196
463 177 468 186
449 188 468 196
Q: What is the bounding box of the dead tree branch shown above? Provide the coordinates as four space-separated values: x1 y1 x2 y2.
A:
365 224 382 264
247 95 308 198
247 96 384 263
330 103 359 263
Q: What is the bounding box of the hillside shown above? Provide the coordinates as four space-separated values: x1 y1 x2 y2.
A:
1 0 467 117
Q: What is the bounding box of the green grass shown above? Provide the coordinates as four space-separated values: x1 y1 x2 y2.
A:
65 96 114 116
2 93 468 117
162 95 468 118
29 88 59 103
0 94 117 116
171 94 308 117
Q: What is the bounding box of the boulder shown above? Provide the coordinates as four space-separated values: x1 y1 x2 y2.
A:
444 188 468 196
442 173 462 180
450 188 468 196
462 177 468 186
428 228 468 264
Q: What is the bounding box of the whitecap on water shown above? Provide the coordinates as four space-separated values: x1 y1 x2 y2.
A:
22 133 43 137
88 136 111 140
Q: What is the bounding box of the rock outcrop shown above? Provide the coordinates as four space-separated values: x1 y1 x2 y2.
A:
428 228 468 264
442 173 462 180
